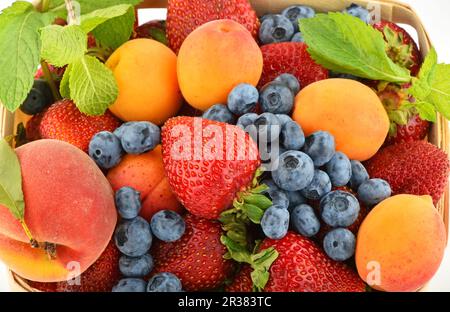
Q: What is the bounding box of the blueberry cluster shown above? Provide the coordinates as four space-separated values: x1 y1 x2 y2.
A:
88 121 161 169
112 186 185 292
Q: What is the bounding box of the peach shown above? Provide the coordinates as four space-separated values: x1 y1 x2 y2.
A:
107 145 183 221
0 140 117 282
293 79 390 161
355 195 447 292
177 19 263 111
106 39 182 125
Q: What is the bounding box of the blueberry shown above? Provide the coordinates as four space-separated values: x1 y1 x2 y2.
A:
202 104 235 124
349 160 369 191
323 228 356 261
88 131 123 169
275 114 292 128
20 79 54 115
272 151 314 191
326 152 352 187
280 120 305 150
301 169 332 200
112 278 147 292
150 210 186 242
259 14 295 44
291 204 320 237
261 206 290 239
259 82 294 114
343 3 371 23
254 113 281 143
260 14 273 23
286 191 307 212
302 131 336 167
227 83 259 116
274 74 300 95
236 113 258 135
357 179 391 206
291 32 304 43
114 217 152 257
116 121 160 154
263 139 286 164
119 254 154 278
320 191 360 227
147 273 182 292
281 5 315 32
115 187 142 219
262 179 290 209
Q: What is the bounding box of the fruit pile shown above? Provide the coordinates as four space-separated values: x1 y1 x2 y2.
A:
0 1 449 293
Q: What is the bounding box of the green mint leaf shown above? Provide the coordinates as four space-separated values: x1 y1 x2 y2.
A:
415 100 437 122
426 63 450 120
48 0 141 19
300 13 411 83
40 25 87 67
409 48 437 100
69 55 118 115
1 1 34 15
59 63 72 98
0 139 25 221
80 4 132 33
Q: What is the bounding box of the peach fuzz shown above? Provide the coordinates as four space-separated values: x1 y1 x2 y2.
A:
177 19 263 111
0 140 117 282
355 195 447 292
106 39 182 125
107 145 183 221
293 79 390 161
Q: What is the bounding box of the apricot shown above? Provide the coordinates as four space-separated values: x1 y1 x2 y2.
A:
0 140 116 282
355 195 447 292
106 39 182 125
292 79 389 161
177 19 263 111
107 145 183 221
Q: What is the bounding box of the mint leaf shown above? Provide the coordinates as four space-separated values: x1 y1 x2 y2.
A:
40 25 87 67
60 63 72 98
48 0 141 16
300 13 411 83
80 4 132 33
0 139 25 221
92 6 135 49
69 55 118 115
426 64 450 120
415 100 437 122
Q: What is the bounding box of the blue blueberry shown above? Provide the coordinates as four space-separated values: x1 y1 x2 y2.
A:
291 32 304 43
259 82 294 114
88 131 123 169
323 228 356 261
202 104 235 124
291 204 320 237
280 120 305 150
302 131 336 167
357 179 391 206
237 113 258 130
262 179 290 209
115 187 142 219
320 191 360 227
115 121 160 154
254 113 281 143
150 210 186 242
119 254 154 278
301 169 332 200
275 114 292 127
227 83 259 116
259 14 295 44
326 152 352 187
272 151 315 191
349 160 369 191
114 217 152 257
281 5 315 32
274 74 300 95
286 191 307 212
343 3 371 23
112 278 147 292
147 273 182 292
261 206 290 239
20 79 54 115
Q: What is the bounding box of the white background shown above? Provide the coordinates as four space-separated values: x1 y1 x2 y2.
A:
1 0 450 292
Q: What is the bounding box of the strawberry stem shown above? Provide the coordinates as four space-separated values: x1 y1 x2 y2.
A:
64 0 79 25
40 61 62 101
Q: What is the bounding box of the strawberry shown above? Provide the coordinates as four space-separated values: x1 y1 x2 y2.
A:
39 99 121 152
226 232 366 292
25 112 45 142
258 42 329 90
161 116 260 220
385 114 430 145
365 140 450 205
166 0 259 53
34 64 65 80
373 21 422 76
134 20 167 45
152 213 234 291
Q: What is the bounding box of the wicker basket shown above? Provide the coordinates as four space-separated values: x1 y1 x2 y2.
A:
2 0 448 292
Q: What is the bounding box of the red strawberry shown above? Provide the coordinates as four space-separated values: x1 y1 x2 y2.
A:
373 21 422 76
34 64 65 80
134 20 167 45
365 141 450 205
258 42 329 90
385 114 430 145
161 116 260 220
227 232 366 292
225 265 253 292
166 0 259 53
39 99 121 152
25 112 45 142
152 214 234 291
